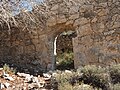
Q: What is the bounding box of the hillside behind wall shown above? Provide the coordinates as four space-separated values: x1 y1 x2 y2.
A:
0 0 119 72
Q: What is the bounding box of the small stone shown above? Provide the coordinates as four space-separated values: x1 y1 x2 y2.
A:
3 72 9 77
91 17 97 23
79 84 93 89
52 72 57 77
0 68 3 71
69 13 79 20
4 82 10 88
51 5 58 11
28 83 39 89
74 18 88 26
43 73 51 80
4 76 14 81
65 70 72 74
17 72 31 78
57 15 67 23
39 77 46 84
25 75 33 83
0 83 5 89
2 72 14 81
32 77 39 83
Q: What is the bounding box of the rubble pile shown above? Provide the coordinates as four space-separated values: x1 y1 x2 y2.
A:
0 68 58 90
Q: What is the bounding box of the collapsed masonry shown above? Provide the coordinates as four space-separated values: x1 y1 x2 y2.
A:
0 0 120 72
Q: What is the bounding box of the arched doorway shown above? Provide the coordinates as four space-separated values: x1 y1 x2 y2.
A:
54 30 77 70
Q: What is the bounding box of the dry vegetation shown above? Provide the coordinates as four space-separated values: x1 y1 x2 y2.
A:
53 64 120 90
0 0 47 33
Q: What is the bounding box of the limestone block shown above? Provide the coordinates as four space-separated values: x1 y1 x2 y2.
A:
83 10 96 19
99 2 108 8
77 44 86 52
57 15 67 23
96 0 108 3
77 24 93 36
105 35 113 41
104 30 115 36
47 16 56 26
115 29 120 34
35 44 43 52
51 4 59 11
117 44 120 52
107 44 118 52
65 20 74 25
111 21 120 29
98 9 109 16
74 17 89 26
104 54 120 65
79 5 93 13
69 13 79 20
93 33 104 42
97 16 108 23
69 6 79 14
91 17 98 23
80 36 93 46
91 22 105 33
72 37 80 68
85 47 100 63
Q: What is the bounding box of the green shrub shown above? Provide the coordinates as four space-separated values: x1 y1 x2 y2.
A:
112 84 120 90
56 51 74 70
73 83 94 90
77 65 110 90
3 64 16 74
53 71 76 90
109 64 120 84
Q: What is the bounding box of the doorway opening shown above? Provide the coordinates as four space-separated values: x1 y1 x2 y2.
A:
54 30 77 70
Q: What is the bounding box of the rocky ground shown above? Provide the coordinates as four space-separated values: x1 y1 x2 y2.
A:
0 68 58 90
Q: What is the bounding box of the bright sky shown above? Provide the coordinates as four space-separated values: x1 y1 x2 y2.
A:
12 0 44 15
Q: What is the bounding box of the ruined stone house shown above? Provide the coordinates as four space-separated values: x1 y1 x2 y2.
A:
0 0 120 72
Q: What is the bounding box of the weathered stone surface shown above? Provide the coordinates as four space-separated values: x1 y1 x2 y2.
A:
0 0 119 71
74 18 89 26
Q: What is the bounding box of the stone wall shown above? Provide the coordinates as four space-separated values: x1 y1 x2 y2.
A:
0 27 51 73
0 0 119 71
46 0 120 69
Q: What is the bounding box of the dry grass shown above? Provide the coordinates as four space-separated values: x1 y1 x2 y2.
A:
0 0 47 33
53 64 120 90
3 64 16 74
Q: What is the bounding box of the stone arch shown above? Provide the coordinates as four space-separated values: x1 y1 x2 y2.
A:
53 29 77 70
46 24 77 70
44 0 120 70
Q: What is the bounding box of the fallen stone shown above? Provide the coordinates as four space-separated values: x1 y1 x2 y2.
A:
0 68 3 71
43 73 51 80
2 72 9 77
52 72 58 77
4 76 14 81
39 82 45 88
65 70 73 74
32 77 39 83
79 84 93 90
0 83 5 89
2 72 14 81
17 72 31 78
4 82 10 88
24 76 34 83
28 83 43 89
